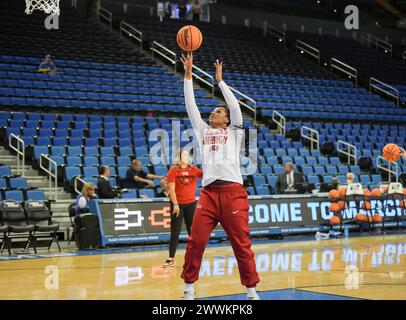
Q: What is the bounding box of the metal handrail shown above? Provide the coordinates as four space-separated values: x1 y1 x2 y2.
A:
301 126 319 150
120 21 143 46
9 134 25 177
228 86 257 125
272 110 286 135
150 41 177 71
337 140 357 165
98 6 112 31
296 40 320 65
377 156 398 183
74 176 86 195
192 64 215 96
39 154 58 200
268 25 286 44
360 33 392 57
369 77 400 107
331 57 358 87
122 2 155 15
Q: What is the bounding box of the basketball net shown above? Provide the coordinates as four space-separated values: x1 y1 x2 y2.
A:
25 0 60 15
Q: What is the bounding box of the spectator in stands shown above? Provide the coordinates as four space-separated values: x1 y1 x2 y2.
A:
164 0 172 18
346 172 355 184
75 182 98 216
178 0 187 19
191 0 202 22
97 165 120 199
332 176 340 188
125 159 164 189
157 177 170 197
276 162 305 194
38 55 57 74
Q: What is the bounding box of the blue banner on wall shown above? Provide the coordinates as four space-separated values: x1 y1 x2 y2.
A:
90 195 406 246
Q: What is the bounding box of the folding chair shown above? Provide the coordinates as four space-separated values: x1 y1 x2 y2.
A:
24 200 61 252
0 200 35 255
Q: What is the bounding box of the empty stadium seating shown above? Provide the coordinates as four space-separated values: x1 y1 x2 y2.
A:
114 15 406 122
2 109 402 197
287 31 406 102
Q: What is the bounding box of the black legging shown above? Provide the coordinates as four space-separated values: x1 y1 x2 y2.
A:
169 201 196 258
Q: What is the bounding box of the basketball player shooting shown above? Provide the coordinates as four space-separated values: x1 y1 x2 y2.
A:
179 52 260 300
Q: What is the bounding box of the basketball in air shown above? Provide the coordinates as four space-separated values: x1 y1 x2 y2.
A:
330 216 340 225
382 143 400 162
177 25 203 52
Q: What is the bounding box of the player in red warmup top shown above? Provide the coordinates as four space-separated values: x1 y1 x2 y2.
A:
163 148 203 268
180 52 260 300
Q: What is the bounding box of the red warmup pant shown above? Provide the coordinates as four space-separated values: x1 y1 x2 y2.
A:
181 183 260 288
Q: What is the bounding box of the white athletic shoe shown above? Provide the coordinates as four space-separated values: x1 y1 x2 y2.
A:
183 290 195 300
247 293 260 300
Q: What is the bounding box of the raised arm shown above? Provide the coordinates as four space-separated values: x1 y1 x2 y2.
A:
400 147 406 160
180 53 207 132
215 59 243 127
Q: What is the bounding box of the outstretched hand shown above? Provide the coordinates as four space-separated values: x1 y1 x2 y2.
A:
400 147 406 160
214 59 223 83
180 52 193 80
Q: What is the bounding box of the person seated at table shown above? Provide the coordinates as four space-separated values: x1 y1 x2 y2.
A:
346 172 355 184
276 162 305 194
125 159 164 189
156 177 170 197
97 165 120 199
75 182 98 216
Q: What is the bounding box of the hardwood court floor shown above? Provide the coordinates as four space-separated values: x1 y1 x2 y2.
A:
0 234 405 300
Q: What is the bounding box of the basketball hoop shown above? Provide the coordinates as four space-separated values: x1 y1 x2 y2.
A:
25 0 60 15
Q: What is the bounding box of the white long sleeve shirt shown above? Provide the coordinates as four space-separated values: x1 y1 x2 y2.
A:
184 78 244 187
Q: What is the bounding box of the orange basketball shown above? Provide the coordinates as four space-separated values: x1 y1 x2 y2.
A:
328 189 339 200
372 214 382 223
382 143 400 162
400 200 406 208
362 201 371 210
177 25 203 52
338 201 346 210
338 187 346 198
355 213 368 222
371 189 382 197
330 202 341 213
330 216 340 225
363 189 371 198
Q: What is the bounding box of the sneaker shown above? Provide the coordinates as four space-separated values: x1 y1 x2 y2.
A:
247 294 260 300
184 290 195 300
163 259 174 268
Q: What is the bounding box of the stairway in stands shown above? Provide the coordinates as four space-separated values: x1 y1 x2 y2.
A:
0 146 73 239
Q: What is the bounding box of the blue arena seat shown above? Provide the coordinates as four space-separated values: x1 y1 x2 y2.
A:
0 166 12 177
26 190 46 201
5 190 24 201
9 177 28 189
138 189 155 198
122 189 137 199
